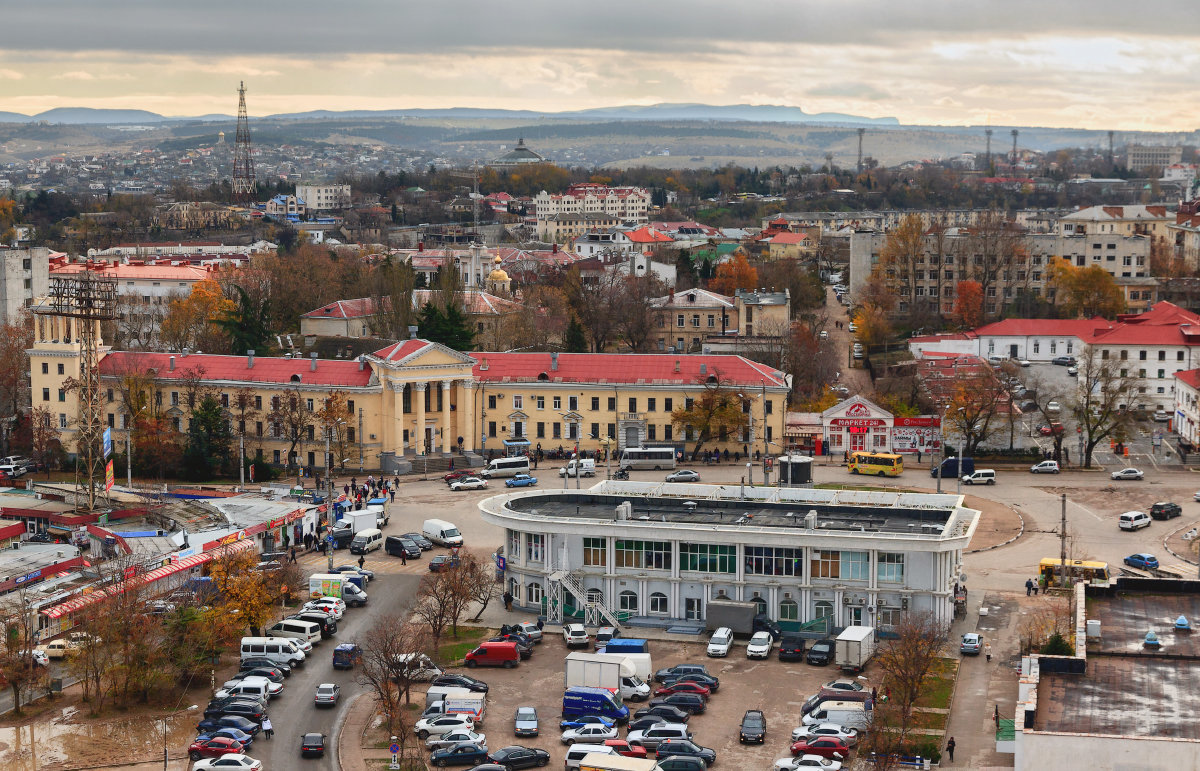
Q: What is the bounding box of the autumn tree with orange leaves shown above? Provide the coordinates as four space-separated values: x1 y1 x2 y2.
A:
953 280 984 329
708 254 758 296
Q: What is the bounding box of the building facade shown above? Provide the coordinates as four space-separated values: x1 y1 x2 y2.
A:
294 184 351 212
1125 145 1184 173
533 184 651 224
0 246 51 322
482 482 979 633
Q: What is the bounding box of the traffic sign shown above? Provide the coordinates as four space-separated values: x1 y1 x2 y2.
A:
390 743 400 754
103 428 112 459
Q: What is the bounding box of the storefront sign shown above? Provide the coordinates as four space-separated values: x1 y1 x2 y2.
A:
895 417 941 428
830 418 886 427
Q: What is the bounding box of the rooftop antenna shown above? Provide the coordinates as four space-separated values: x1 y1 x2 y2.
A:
232 81 256 206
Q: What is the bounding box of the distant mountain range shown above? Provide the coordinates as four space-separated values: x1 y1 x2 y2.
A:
0 102 898 126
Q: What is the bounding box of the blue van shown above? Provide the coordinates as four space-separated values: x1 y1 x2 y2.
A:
931 457 974 478
562 686 630 724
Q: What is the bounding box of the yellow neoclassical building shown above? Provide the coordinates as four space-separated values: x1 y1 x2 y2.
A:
30 305 790 474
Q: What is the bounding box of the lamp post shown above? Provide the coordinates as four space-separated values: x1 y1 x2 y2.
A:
936 402 952 494
956 407 966 495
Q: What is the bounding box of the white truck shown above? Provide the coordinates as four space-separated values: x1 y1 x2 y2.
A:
564 652 650 701
337 510 377 534
423 688 487 724
835 625 876 673
558 458 596 478
578 755 659 771
308 572 369 606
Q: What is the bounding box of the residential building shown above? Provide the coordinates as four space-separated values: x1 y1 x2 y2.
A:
537 212 622 243
0 246 51 322
1125 144 1183 173
294 183 351 211
1056 204 1175 240
264 194 306 219
762 231 814 260
481 480 979 633
1169 199 1200 270
300 289 524 340
733 289 790 338
651 288 735 352
1174 369 1200 448
533 184 650 224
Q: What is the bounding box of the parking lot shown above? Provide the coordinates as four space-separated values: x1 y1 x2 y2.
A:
419 629 872 769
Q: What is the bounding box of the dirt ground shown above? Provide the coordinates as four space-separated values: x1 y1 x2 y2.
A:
410 629 873 769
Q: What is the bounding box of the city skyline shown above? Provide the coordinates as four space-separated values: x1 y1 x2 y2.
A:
0 1 1197 131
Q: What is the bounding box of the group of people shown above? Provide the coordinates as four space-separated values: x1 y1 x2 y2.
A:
1024 576 1046 596
343 474 397 507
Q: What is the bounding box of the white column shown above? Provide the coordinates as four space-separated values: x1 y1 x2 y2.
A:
441 380 452 453
414 382 427 454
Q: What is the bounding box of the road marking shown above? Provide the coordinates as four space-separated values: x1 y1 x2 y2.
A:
1068 499 1104 522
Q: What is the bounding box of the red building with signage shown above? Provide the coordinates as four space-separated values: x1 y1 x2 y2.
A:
821 397 940 456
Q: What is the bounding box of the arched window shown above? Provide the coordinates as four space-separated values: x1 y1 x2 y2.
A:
814 599 834 620
780 598 799 621
290 374 302 382
752 596 767 615
527 582 543 605
619 590 638 613
586 588 604 605
649 592 668 615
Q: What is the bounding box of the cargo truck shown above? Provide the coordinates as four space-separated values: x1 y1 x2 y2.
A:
578 755 659 771
423 691 487 724
565 652 625 694
835 625 876 673
337 510 377 534
308 572 369 606
705 598 781 638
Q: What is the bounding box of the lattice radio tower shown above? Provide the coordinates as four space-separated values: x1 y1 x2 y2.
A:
232 81 256 206
40 274 117 510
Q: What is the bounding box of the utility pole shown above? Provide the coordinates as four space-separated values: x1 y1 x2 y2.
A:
358 407 364 472
239 434 245 489
1059 493 1067 589
325 428 332 499
126 432 132 489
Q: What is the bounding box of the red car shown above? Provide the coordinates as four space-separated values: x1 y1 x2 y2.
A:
443 470 471 484
791 736 850 758
1038 423 1064 436
188 736 246 760
605 739 648 758
653 681 711 699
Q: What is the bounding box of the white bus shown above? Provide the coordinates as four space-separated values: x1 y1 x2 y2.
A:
619 447 677 470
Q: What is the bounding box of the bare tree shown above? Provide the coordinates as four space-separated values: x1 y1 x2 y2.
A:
269 388 314 470
1073 345 1139 467
0 586 46 714
459 553 500 622
613 273 668 352
952 213 1028 322
412 571 456 650
873 612 950 733
359 614 429 737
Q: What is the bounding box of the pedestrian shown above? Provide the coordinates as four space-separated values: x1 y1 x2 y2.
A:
389 487 396 503
502 591 513 611
358 554 365 570
536 617 544 631
945 736 955 762
871 686 878 703
917 449 922 463
985 642 992 662
1033 582 1039 596
1025 578 1033 596
289 547 297 564
262 716 273 739
400 547 407 566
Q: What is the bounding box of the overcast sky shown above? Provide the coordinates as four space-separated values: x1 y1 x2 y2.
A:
2 1 1198 129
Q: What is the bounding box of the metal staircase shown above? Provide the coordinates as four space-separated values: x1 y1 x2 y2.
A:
547 570 621 628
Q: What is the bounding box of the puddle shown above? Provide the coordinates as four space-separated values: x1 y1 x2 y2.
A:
0 706 200 770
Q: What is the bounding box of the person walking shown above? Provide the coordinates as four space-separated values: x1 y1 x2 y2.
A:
400 547 407 566
1025 578 1034 596
262 716 273 739
288 547 297 564
502 591 513 611
357 554 365 570
985 642 992 662
389 486 396 503
945 736 955 762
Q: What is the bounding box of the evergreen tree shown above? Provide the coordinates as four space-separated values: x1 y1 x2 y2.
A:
564 316 589 353
215 285 272 355
418 303 475 351
182 395 233 481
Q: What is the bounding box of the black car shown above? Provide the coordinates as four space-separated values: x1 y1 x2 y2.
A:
330 527 355 549
1051 356 1076 366
654 664 709 683
649 693 705 714
239 666 286 684
634 704 691 723
487 745 551 769
655 739 716 766
430 674 489 693
489 635 533 659
739 709 766 744
404 532 434 550
385 535 422 559
778 634 807 662
807 639 835 666
627 715 668 733
656 758 708 771
429 554 459 572
196 716 260 736
659 672 720 693
288 611 338 638
430 741 489 767
300 732 326 757
204 701 263 722
1150 502 1182 520
240 657 291 677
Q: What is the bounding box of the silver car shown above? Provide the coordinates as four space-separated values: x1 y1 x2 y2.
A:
314 682 340 707
514 706 539 737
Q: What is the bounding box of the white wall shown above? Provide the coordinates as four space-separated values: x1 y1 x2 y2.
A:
1018 729 1200 771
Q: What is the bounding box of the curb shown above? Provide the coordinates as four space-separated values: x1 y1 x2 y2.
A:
337 691 367 771
965 505 1025 554
1163 521 1200 566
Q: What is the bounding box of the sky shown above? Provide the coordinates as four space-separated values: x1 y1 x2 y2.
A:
1 1 1198 130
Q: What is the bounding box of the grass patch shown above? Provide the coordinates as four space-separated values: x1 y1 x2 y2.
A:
907 709 949 731
436 626 493 665
913 658 958 710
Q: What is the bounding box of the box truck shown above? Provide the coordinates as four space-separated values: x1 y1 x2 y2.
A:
423 691 487 724
603 638 648 654
337 510 377 534
309 573 346 600
565 652 650 701
835 625 876 673
578 755 659 771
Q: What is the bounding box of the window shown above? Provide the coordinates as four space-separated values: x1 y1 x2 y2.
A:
591 397 600 411
1179 351 1185 361
1139 350 1147 361
619 591 638 613
811 549 840 578
649 592 668 614
553 397 561 410
842 551 869 580
707 314 715 328
552 423 561 439
878 553 905 583
648 424 657 440
1158 351 1166 361
41 362 47 374
489 421 497 437
647 398 656 412
221 393 229 407
664 398 673 412
41 388 48 401
536 422 545 438
527 582 543 605
306 425 315 441
306 398 314 411
508 530 520 560
106 413 114 428
1158 369 1165 379
59 413 67 429
513 395 523 409
254 395 262 410
568 396 578 411
1033 341 1040 354
745 546 803 576
527 533 544 562
583 537 606 567
664 425 673 440
255 421 263 437
615 540 671 570
346 399 354 414
57 363 64 375
780 598 798 621
691 314 700 327
58 389 65 402
488 395 497 410
680 543 736 573
879 606 902 627
765 400 773 414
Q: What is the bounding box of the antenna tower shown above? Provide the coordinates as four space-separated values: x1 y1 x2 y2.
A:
1010 129 1019 166
40 274 118 511
1107 131 1115 172
856 128 865 174
984 128 993 171
232 81 256 206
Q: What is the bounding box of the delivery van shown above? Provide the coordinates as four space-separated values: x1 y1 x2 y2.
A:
422 518 464 547
265 619 322 647
465 641 520 668
479 456 530 479
240 636 306 668
349 527 383 554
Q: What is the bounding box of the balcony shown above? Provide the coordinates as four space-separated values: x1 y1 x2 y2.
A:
619 412 645 422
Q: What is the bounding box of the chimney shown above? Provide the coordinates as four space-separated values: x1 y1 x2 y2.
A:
417 241 424 251
358 355 365 371
182 347 189 357
552 242 558 254
247 349 255 369
169 356 175 372
551 352 559 371
310 352 318 371
408 325 419 340
674 360 680 372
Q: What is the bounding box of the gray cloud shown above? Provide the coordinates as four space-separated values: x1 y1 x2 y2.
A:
807 82 891 101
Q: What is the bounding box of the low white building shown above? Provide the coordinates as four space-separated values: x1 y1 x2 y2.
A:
481 481 979 634
822 396 895 456
295 184 351 212
1173 369 1200 449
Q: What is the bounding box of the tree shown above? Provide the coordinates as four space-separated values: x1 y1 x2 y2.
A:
182 394 233 480
951 213 1028 322
878 214 927 324
872 612 949 736
614 274 668 352
215 284 272 355
563 316 588 353
564 267 622 352
269 388 313 470
952 280 984 328
1073 345 1139 467
670 375 750 459
852 304 893 350
708 253 758 296
0 587 45 715
0 316 32 420
30 406 61 474
315 391 351 474
945 373 1003 456
370 257 418 340
207 550 273 635
359 615 428 738
460 553 500 622
411 571 456 650
1046 258 1126 318
160 280 234 353
418 302 475 351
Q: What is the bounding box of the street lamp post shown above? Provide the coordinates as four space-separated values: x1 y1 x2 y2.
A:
956 407 966 495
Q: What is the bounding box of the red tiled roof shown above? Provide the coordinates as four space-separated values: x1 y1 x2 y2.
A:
972 318 1112 338
99 352 373 387
1176 369 1200 390
301 298 376 319
765 232 810 244
625 227 673 244
51 263 210 281
471 352 787 388
372 339 431 362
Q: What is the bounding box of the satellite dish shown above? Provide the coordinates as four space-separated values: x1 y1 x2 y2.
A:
959 574 968 583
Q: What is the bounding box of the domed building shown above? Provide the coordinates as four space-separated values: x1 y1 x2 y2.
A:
486 256 511 294
488 137 551 168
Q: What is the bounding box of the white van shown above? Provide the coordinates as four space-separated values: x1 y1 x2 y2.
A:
240 636 306 668
422 518 464 547
559 458 596 478
217 676 283 700
365 504 390 527
1119 511 1152 531
962 469 996 485
350 527 383 555
425 685 473 709
479 456 530 479
802 700 871 730
266 619 323 647
392 652 443 682
565 744 617 770
707 627 733 657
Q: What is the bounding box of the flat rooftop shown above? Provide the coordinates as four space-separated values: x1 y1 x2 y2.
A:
1087 590 1200 657
504 487 957 535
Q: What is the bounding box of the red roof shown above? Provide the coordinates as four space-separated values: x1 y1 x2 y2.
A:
972 318 1112 338
51 262 210 282
625 226 673 244
1176 369 1200 389
372 339 432 362
301 298 376 319
472 352 787 388
765 232 810 245
99 352 373 387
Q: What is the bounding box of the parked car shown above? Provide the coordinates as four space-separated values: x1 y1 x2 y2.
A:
511 621 543 643
188 736 247 761
658 758 710 771
195 716 260 737
1067 365 1079 376
444 470 471 484
739 709 766 743
1124 553 1160 570
605 738 648 758
487 745 550 769
746 631 773 659
654 664 710 683
513 706 539 737
659 672 720 692
654 681 711 699
806 639 835 666
430 741 489 766
706 627 733 657
650 693 706 714
1111 467 1145 480
505 474 538 488
775 755 843 770
1038 423 1064 436
594 625 619 649
1051 356 1076 366
561 723 619 744
431 673 489 693
1030 460 1060 474
562 624 590 648
1150 502 1182 520
633 704 691 724
655 738 716 766
450 476 488 491
192 755 262 770
195 728 254 749
791 723 859 746
334 564 375 582
426 729 487 750
627 715 668 733
1119 511 1152 531
386 535 422 559
416 714 477 739
314 682 340 707
404 532 434 550
559 713 616 730
790 736 850 759
665 469 701 483
960 632 984 655
778 634 807 662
